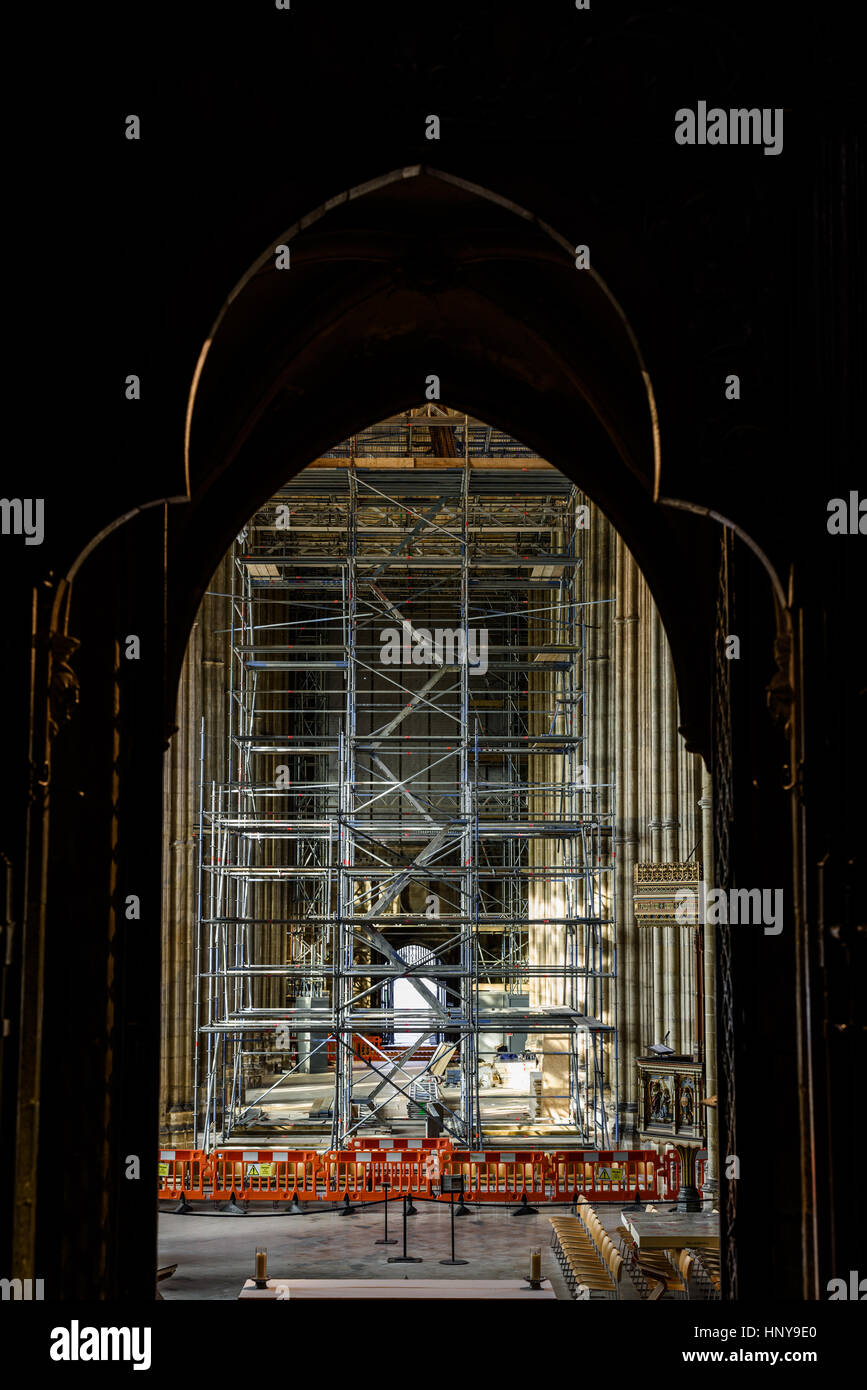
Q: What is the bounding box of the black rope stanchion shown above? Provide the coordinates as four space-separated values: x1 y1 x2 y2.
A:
512 1191 538 1217
622 1180 644 1213
455 1192 473 1217
375 1180 397 1245
439 1177 469 1265
339 1192 359 1216
387 1194 423 1264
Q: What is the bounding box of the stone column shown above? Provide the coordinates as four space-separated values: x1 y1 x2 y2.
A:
700 765 719 1198
591 509 614 1040
527 557 570 1118
160 555 230 1145
640 581 656 1049
614 537 640 1132
160 620 200 1146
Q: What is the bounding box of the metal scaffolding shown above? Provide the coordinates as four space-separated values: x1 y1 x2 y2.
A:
195 410 616 1150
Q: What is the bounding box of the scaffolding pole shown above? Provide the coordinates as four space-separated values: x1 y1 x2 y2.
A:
195 412 616 1149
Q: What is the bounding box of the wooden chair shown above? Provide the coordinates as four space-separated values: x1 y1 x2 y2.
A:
612 1224 685 1300
636 1249 685 1295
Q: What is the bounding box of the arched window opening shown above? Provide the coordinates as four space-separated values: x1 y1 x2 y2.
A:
162 406 707 1161
392 944 441 1047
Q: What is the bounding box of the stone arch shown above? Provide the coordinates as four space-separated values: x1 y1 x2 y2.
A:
173 163 719 756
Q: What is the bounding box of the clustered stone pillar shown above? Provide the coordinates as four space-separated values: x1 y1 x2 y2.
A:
526 565 570 1118
609 518 706 1141
586 507 614 1040
522 504 708 1141
614 531 640 1134
160 554 231 1145
700 767 719 1196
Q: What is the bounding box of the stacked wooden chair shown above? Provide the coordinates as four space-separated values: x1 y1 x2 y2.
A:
688 1245 722 1298
549 1217 621 1299
614 1222 687 1299
548 1197 623 1300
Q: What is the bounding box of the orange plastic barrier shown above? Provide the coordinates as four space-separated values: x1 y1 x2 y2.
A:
161 1143 692 1208
345 1137 451 1153
439 1150 549 1204
326 1034 383 1066
320 1151 370 1202
209 1148 320 1202
157 1149 209 1200
550 1149 662 1202
321 1148 441 1202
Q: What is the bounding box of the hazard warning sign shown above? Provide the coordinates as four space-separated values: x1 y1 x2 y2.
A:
595 1166 624 1183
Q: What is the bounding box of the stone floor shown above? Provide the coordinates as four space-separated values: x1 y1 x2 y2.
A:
158 1199 573 1300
